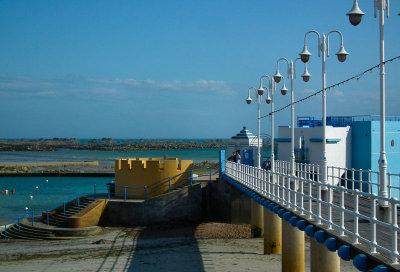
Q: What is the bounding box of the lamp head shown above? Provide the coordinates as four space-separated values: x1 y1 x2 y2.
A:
336 45 349 63
346 0 365 26
246 97 252 104
280 84 288 96
299 45 311 63
266 96 272 104
273 71 283 83
302 65 311 83
257 87 264 96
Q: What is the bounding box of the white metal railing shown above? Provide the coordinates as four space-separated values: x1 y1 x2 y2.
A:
327 165 400 200
225 161 400 265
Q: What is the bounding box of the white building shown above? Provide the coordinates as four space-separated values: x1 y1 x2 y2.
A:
227 127 262 166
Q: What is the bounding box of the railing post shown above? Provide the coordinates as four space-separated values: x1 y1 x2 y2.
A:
190 170 193 185
370 197 377 254
392 200 399 265
18 217 20 232
46 210 49 225
94 184 97 199
144 186 147 200
124 186 127 201
4 225 6 239
209 167 212 183
169 177 171 192
353 190 360 244
32 211 34 226
340 189 345 237
63 201 66 215
77 193 80 208
107 184 110 199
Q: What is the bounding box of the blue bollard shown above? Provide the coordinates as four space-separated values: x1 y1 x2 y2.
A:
124 186 127 200
296 220 306 231
314 230 325 243
372 265 388 272
337 245 351 261
325 237 337 252
353 254 367 271
289 216 298 227
278 209 285 218
283 212 291 221
305 225 315 237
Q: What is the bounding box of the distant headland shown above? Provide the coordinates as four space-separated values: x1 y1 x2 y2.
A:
0 138 228 152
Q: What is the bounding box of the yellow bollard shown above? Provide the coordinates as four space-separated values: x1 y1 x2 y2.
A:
310 239 340 272
251 199 264 237
263 206 281 254
282 220 304 272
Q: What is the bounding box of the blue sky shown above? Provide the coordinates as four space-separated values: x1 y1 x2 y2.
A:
0 0 399 139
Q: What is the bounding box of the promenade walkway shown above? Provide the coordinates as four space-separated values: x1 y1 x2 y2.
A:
224 160 400 272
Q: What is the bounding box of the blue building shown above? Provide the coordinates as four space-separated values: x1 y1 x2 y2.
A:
295 116 400 194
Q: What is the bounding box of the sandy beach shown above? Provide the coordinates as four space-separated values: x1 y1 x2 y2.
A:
0 223 359 272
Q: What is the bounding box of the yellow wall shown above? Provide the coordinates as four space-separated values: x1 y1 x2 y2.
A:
68 199 108 228
114 158 193 199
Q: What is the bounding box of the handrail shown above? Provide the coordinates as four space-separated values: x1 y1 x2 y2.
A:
225 160 400 266
2 211 35 239
107 167 215 200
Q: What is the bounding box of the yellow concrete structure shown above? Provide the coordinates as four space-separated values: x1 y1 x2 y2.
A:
310 239 340 272
68 199 109 228
263 207 282 254
251 199 263 237
282 220 305 272
115 158 193 199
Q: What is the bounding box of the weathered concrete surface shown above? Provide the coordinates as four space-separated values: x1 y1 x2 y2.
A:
101 183 202 226
204 177 251 224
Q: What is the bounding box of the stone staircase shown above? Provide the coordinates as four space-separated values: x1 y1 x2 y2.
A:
0 197 97 240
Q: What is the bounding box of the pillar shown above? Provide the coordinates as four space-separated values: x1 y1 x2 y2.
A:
251 199 263 237
263 207 281 254
310 239 340 272
282 220 304 272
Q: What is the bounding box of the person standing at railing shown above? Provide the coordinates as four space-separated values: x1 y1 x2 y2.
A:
235 151 241 164
228 152 236 162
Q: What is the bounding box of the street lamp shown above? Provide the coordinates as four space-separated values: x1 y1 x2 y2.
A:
259 75 287 173
346 0 390 206
273 58 310 176
246 87 262 169
259 75 274 171
300 30 348 191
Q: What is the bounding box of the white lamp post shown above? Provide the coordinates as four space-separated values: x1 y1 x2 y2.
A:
246 86 263 168
258 75 275 172
299 30 349 190
346 0 390 206
273 58 310 176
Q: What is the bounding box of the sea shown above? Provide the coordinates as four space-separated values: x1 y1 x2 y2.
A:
0 144 271 226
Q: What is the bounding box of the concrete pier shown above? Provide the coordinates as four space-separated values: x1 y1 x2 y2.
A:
263 207 281 254
310 239 340 272
251 199 263 237
282 220 304 272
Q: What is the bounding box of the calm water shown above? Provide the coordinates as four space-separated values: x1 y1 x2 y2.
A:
0 148 222 165
0 147 272 225
0 177 112 225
